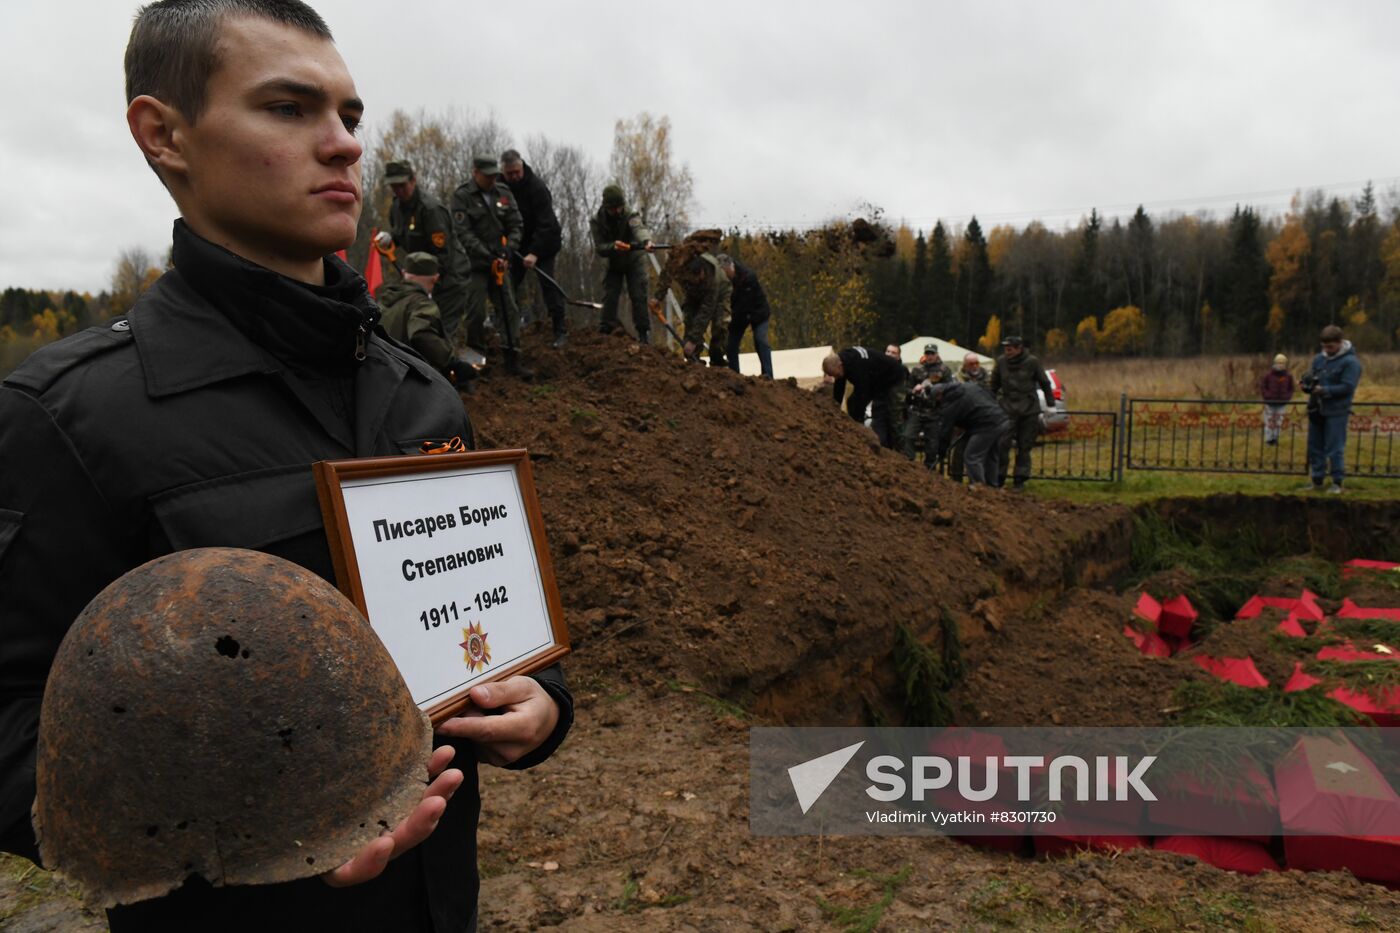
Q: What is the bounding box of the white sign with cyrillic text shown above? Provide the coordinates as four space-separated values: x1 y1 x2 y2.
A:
337 462 554 709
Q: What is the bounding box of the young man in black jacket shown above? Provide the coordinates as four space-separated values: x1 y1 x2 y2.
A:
0 2 571 930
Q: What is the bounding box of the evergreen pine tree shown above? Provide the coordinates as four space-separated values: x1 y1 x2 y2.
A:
927 222 957 338
956 217 992 345
1067 209 1101 329
1224 205 1270 350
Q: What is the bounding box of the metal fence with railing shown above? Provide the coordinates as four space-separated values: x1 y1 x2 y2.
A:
1030 411 1120 482
1124 399 1400 478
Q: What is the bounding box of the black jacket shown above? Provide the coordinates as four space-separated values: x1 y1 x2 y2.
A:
934 381 1010 449
0 222 572 932
832 347 906 420
506 162 562 261
728 261 771 326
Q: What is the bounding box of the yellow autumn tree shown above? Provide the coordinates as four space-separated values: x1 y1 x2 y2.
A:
1044 328 1069 355
31 309 63 343
816 269 875 349
986 224 1016 271
893 223 916 262
1074 315 1100 355
976 314 1002 353
1097 305 1147 355
609 112 694 243
1266 210 1310 343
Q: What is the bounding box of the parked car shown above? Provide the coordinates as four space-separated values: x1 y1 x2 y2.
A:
1038 369 1069 434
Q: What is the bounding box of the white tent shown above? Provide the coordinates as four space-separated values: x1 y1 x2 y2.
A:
734 345 834 386
897 336 993 369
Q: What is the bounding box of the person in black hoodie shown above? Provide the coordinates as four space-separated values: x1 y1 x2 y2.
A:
930 381 1011 486
501 150 567 347
717 254 773 378
0 3 571 930
823 347 907 447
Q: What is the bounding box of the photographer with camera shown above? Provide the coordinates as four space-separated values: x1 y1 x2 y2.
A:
903 362 950 468
1300 325 1362 494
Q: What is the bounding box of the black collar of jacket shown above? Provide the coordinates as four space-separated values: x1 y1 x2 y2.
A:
130 221 427 398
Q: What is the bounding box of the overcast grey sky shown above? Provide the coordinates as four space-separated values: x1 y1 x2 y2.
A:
2 0 1397 294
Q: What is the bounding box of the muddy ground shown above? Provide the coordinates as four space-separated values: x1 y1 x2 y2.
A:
4 328 1397 931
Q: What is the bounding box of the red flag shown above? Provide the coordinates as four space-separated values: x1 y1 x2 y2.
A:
363 230 383 298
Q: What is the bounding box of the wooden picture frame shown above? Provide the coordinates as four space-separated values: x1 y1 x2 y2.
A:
314 448 569 725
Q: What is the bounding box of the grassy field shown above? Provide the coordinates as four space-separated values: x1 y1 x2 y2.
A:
1053 352 1400 410
1029 470 1399 504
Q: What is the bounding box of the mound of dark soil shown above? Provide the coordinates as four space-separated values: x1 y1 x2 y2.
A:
470 327 1126 722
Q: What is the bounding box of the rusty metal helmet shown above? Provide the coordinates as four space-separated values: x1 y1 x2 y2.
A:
34 548 432 908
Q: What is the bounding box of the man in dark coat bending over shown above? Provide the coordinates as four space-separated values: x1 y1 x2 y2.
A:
930 381 1011 486
824 346 907 448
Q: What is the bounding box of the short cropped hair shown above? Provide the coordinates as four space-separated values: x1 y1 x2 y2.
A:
500 149 523 167
1320 324 1344 342
125 0 332 123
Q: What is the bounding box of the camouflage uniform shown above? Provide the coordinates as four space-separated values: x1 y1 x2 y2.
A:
655 231 729 366
385 162 470 346
589 190 652 340
376 281 453 376
448 164 524 361
903 362 952 467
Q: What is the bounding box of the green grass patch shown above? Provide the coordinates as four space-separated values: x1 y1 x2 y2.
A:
1270 618 1400 657
1030 471 1398 505
1342 568 1400 594
965 878 1084 930
663 679 748 720
1171 681 1368 728
1119 891 1277 933
1128 511 1270 621
529 383 557 399
817 865 911 933
569 407 598 421
0 852 96 925
1310 659 1400 694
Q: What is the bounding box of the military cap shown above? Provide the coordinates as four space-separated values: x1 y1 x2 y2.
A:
472 156 500 175
384 160 413 184
1001 335 1025 348
602 184 625 207
404 252 440 276
922 343 941 356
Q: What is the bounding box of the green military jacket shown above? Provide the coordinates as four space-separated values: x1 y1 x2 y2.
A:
448 179 524 274
589 206 652 272
387 188 467 286
376 281 453 373
990 352 1053 417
